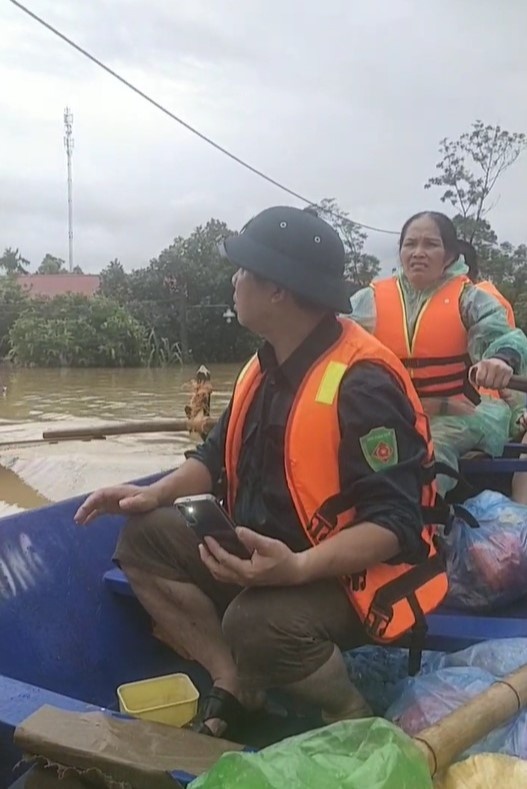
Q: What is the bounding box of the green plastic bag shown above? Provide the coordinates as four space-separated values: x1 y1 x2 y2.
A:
189 718 432 789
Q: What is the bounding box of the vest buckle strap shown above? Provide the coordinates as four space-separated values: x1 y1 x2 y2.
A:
307 512 334 542
365 605 392 639
308 494 356 542
349 571 367 591
370 554 445 617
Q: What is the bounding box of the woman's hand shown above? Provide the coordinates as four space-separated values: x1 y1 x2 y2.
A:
517 410 527 434
470 359 513 390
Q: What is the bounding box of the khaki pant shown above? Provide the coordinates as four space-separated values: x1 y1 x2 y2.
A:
114 508 367 686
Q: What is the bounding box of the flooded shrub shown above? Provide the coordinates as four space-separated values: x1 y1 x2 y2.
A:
9 294 147 367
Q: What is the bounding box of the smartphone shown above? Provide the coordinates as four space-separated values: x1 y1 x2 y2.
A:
174 494 251 560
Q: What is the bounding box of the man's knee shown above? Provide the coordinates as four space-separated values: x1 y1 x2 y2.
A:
114 506 195 579
222 590 270 667
118 507 185 550
222 587 332 686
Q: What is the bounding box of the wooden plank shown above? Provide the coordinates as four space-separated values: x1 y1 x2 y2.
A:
41 417 218 442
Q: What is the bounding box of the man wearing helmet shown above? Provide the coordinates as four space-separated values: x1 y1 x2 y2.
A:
76 206 446 739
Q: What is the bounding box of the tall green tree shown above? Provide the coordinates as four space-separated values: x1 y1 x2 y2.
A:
314 198 381 286
425 121 527 243
0 277 29 357
0 247 29 274
37 254 66 274
99 259 131 303
128 219 256 364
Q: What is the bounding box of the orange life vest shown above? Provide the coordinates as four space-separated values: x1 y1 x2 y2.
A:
475 281 515 399
372 275 476 402
224 319 448 643
476 280 515 327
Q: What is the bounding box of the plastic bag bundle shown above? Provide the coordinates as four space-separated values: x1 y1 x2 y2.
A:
386 666 527 760
434 754 527 787
189 719 433 789
444 490 527 610
387 667 494 737
424 638 527 678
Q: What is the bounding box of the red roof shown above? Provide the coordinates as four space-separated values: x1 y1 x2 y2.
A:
16 274 100 299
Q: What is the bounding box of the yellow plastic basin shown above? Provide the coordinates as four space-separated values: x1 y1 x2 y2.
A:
117 673 199 727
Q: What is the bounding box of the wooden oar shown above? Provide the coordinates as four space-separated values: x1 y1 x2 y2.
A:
508 374 527 394
41 417 218 442
469 371 527 394
18 374 527 447
0 435 105 450
413 662 527 776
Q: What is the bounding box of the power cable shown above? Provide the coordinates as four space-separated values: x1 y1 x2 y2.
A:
8 0 399 235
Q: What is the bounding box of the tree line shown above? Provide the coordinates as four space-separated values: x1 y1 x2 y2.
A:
1 120 526 367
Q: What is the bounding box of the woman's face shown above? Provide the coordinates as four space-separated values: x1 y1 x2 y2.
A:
399 216 456 290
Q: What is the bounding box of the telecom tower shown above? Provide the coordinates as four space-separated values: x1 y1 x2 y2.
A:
63 107 74 272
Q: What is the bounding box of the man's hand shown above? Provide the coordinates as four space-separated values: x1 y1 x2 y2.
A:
74 484 160 525
470 358 513 390
198 527 306 587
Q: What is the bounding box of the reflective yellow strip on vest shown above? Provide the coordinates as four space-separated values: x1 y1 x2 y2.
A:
396 277 429 360
315 361 348 405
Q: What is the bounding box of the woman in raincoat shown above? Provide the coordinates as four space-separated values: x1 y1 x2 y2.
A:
350 211 527 495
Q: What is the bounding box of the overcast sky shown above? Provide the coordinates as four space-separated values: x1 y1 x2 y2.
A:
1 0 526 274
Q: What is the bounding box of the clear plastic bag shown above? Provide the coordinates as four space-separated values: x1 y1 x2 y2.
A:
386 667 495 737
424 638 527 678
444 490 527 610
386 666 527 760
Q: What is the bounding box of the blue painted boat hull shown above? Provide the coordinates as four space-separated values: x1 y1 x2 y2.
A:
0 474 207 788
2 452 527 786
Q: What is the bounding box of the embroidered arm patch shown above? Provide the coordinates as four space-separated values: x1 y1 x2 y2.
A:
359 426 399 471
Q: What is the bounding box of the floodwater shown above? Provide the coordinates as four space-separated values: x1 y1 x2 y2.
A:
0 365 239 517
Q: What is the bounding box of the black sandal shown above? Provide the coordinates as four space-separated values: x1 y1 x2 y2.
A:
186 687 247 738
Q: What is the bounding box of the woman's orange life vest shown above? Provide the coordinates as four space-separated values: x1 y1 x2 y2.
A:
224 319 448 643
372 275 475 402
476 280 515 327
474 281 515 400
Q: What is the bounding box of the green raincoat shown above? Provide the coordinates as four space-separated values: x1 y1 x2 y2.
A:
349 261 527 495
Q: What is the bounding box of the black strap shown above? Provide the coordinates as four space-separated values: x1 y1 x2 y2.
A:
307 493 348 541
418 384 468 398
424 501 480 534
400 352 481 406
402 353 471 369
412 370 470 387
421 502 451 526
370 554 445 614
415 379 481 406
462 377 482 405
406 594 428 676
363 554 445 639
421 461 436 488
450 503 480 531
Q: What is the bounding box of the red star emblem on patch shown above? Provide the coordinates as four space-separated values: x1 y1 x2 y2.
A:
372 441 393 463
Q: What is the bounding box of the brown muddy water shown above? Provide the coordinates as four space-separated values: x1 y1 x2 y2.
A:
0 365 239 516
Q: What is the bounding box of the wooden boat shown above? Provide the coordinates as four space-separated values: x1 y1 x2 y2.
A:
1 445 527 787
